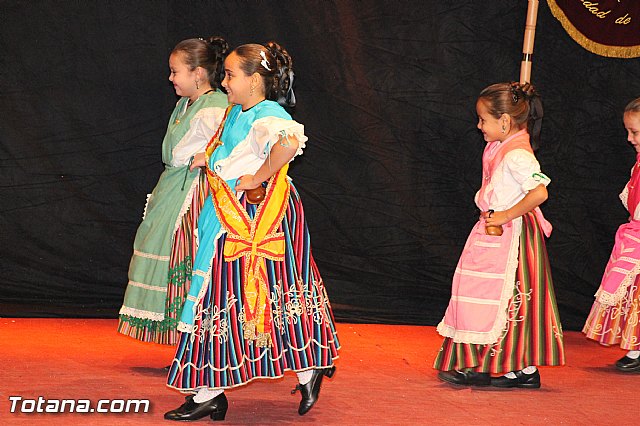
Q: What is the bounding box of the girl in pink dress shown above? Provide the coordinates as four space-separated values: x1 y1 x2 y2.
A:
583 97 640 372
434 82 565 388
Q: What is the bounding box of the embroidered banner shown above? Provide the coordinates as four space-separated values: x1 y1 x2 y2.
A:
548 0 640 57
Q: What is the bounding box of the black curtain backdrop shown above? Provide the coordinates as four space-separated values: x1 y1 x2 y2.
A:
1 1 638 331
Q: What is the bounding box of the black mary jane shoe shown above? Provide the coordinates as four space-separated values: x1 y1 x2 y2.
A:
437 370 490 387
164 393 228 421
615 355 640 372
491 370 540 389
292 366 336 416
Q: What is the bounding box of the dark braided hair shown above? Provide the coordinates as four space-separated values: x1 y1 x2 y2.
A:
479 82 544 150
172 36 229 90
234 42 296 108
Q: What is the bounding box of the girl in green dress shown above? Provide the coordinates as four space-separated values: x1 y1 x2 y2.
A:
118 37 229 345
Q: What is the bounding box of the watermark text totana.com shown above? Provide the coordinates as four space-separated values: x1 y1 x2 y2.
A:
8 396 150 413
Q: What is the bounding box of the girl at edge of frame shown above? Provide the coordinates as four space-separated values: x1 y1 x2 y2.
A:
583 97 640 372
434 82 565 388
164 41 340 421
118 37 229 346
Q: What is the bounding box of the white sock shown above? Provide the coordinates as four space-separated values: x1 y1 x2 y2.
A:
627 350 640 359
504 366 536 378
193 388 224 403
297 370 314 385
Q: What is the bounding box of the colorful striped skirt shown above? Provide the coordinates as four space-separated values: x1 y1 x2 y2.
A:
583 275 640 350
433 211 565 373
118 173 209 345
167 184 340 391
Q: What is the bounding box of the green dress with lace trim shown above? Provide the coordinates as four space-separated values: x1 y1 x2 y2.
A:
118 90 227 344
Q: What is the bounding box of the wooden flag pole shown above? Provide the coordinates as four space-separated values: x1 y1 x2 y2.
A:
520 0 540 84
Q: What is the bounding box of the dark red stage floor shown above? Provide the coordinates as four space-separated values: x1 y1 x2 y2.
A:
0 319 635 425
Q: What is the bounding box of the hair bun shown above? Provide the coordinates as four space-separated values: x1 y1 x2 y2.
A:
518 82 537 100
205 36 228 90
264 41 296 108
517 82 543 149
206 36 229 57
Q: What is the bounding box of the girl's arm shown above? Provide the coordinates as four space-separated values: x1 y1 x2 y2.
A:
484 184 548 227
235 135 300 190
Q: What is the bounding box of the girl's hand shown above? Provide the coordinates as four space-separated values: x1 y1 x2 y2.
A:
189 152 206 171
483 185 548 227
235 174 259 191
484 209 511 227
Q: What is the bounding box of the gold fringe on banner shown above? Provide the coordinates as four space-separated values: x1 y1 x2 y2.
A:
547 0 640 58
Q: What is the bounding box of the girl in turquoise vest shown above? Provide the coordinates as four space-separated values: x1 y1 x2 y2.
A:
164 42 339 421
